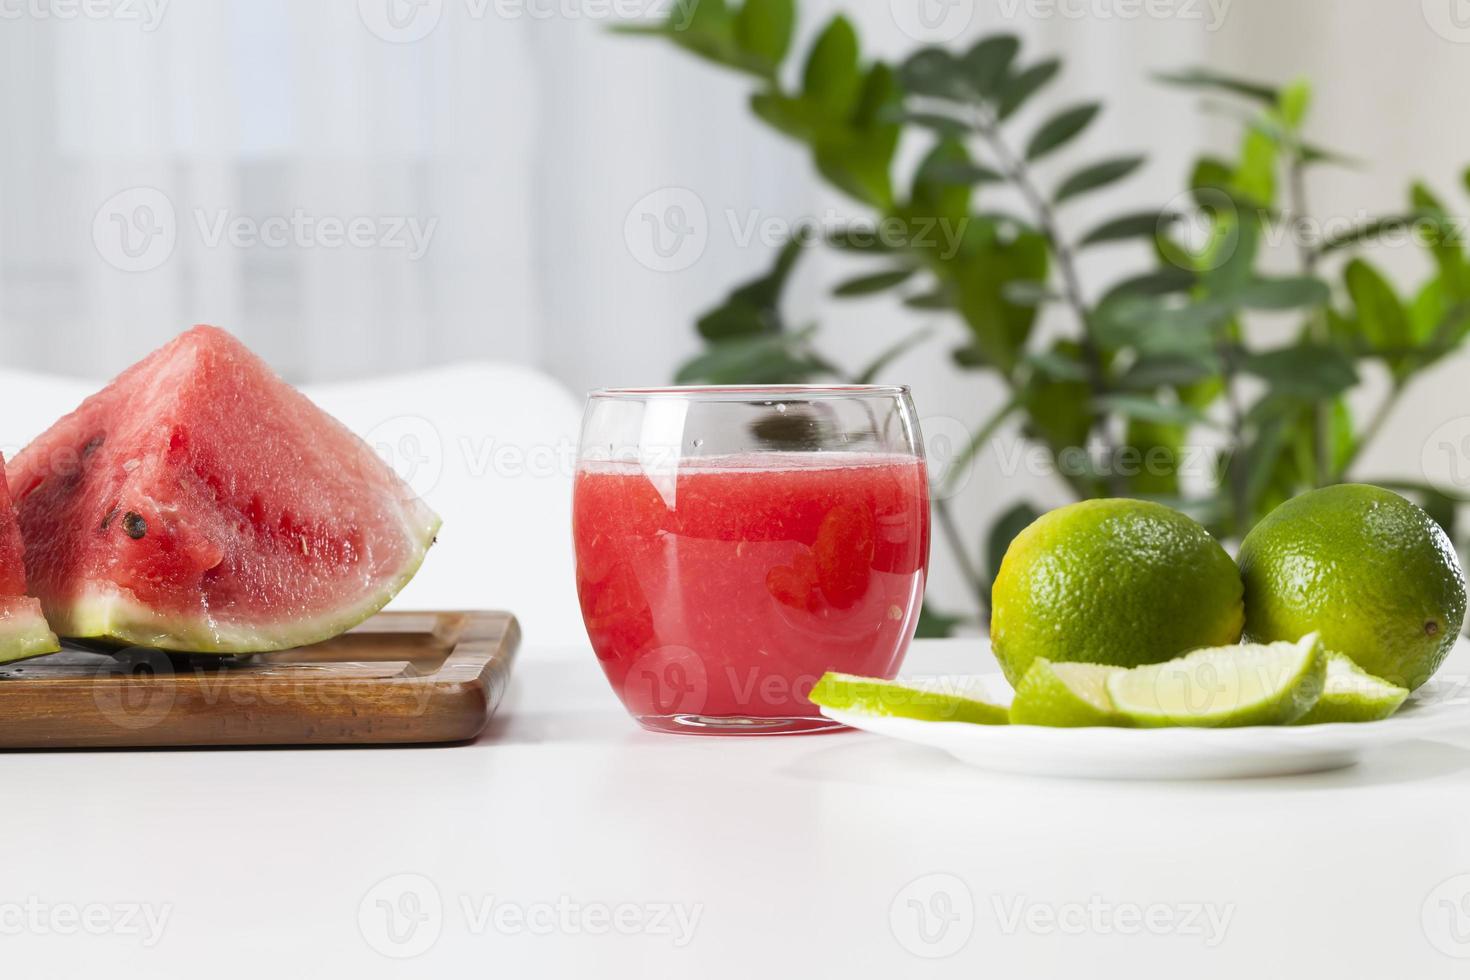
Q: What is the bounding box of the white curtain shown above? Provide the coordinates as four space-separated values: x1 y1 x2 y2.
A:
0 0 1216 388
0 0 543 381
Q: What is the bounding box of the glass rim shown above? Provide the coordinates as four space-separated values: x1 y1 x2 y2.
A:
587 384 911 402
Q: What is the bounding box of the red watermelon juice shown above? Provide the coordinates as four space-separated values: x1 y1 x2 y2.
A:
574 452 929 734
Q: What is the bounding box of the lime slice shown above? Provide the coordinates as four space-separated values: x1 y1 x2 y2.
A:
809 673 1008 725
1106 633 1326 728
1009 658 1128 727
1293 651 1409 725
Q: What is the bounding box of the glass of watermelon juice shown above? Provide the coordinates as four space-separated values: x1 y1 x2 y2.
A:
573 386 930 735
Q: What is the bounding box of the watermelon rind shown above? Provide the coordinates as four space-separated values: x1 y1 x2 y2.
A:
52 511 441 655
0 603 62 665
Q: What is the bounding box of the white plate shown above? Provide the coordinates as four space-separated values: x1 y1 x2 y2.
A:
820 674 1470 779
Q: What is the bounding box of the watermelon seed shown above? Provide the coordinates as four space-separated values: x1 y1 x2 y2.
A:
100 507 120 531
122 512 148 540
82 436 103 458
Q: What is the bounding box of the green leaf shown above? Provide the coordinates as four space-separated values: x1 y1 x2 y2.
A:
986 502 1042 586
909 138 976 224
1080 210 1178 248
1300 143 1357 168
950 223 1049 372
1328 396 1356 476
1278 76 1312 129
1409 277 1448 345
1154 231 1197 272
898 47 963 100
1233 126 1278 206
1345 258 1413 356
675 333 828 385
1003 280 1060 307
1026 103 1101 161
1115 352 1219 390
814 63 901 208
697 302 772 341
923 160 1005 185
827 227 896 253
1237 276 1330 310
1023 348 1089 382
1154 67 1279 105
905 288 954 310
1201 214 1260 297
1093 297 1231 357
1239 345 1359 399
854 327 935 384
1319 215 1420 255
682 0 732 30
1190 156 1235 197
995 58 1061 120
696 237 806 340
916 601 967 638
617 0 778 79
1236 415 1292 519
1188 155 1269 214
1410 181 1470 301
1054 156 1145 204
1100 267 1198 302
1126 419 1185 496
962 35 1021 97
803 15 861 115
733 0 794 75
738 234 806 302
1412 181 1448 214
951 344 989 369
833 268 915 297
889 110 968 137
1020 347 1093 458
749 91 822 141
1095 394 1212 428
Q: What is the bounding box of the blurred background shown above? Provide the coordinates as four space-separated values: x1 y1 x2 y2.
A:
3 0 1470 624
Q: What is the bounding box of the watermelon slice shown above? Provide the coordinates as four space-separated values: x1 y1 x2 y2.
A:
0 454 61 663
6 326 441 653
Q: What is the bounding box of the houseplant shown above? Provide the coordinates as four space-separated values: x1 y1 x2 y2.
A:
621 1 1470 634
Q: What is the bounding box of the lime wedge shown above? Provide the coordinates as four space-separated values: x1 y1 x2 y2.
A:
1106 633 1326 728
1010 658 1128 727
809 673 1008 725
1293 651 1409 724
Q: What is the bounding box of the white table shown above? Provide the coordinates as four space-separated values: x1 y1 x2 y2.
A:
4 637 1470 978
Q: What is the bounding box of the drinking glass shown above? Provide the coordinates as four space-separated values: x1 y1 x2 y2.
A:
573 385 930 735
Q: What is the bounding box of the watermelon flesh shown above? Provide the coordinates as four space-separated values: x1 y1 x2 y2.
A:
6 326 441 653
0 454 61 663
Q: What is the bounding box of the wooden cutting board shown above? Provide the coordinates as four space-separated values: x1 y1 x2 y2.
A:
0 610 519 749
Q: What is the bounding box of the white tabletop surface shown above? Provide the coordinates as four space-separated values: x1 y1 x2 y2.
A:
6 635 1470 979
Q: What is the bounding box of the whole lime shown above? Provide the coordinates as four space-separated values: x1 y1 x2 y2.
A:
1238 484 1466 690
990 499 1244 685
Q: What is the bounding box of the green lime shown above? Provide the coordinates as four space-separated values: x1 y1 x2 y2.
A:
1009 658 1128 727
1106 633 1326 728
1293 651 1409 725
990 499 1244 685
808 673 1008 725
1238 484 1467 690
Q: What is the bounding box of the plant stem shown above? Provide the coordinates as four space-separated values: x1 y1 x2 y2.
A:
1216 341 1251 532
1286 155 1332 487
1338 379 1406 480
941 397 1021 498
972 109 1127 498
934 496 987 611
